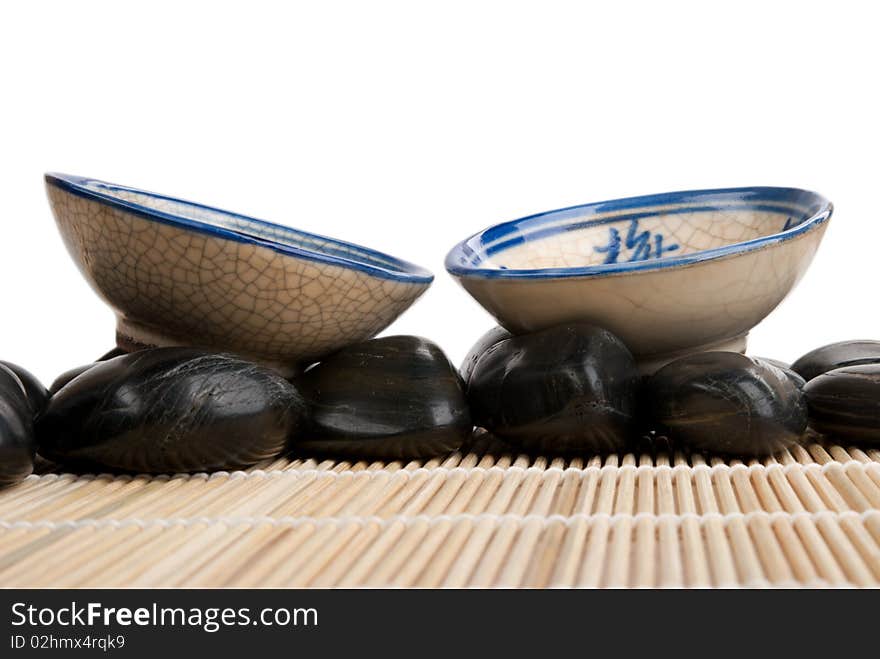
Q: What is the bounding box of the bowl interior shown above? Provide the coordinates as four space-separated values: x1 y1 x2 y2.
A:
451 188 830 274
52 175 433 283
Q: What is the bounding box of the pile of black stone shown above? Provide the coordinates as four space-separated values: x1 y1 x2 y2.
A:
0 329 877 487
464 326 880 458
0 337 472 486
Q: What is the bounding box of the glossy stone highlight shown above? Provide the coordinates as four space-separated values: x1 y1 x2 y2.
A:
301 336 472 459
467 323 639 454
756 357 790 370
0 365 35 486
460 326 512 385
754 357 806 390
791 340 880 382
38 348 306 473
804 364 880 443
0 361 48 417
647 352 807 456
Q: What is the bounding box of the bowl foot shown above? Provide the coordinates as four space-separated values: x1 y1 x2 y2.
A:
115 330 153 354
636 333 748 374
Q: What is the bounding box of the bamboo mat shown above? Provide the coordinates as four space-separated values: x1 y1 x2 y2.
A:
1 433 879 588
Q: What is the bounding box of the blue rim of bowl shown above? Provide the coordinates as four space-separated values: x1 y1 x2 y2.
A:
45 173 434 285
445 186 832 280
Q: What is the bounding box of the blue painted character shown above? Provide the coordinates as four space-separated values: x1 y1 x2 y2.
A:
594 218 679 264
594 226 622 263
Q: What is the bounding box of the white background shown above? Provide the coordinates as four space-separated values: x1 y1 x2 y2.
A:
1 1 878 385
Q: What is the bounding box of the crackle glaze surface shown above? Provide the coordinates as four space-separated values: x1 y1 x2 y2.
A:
46 175 432 369
446 188 831 371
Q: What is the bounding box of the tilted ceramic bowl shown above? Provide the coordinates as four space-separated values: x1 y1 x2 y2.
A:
446 187 832 372
46 173 433 372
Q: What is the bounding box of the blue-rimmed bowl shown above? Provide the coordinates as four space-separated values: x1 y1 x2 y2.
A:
446 187 832 371
45 173 433 371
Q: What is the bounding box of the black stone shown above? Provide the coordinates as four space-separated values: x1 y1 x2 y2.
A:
99 347 128 361
49 348 134 395
0 364 36 486
37 348 306 473
756 357 790 370
300 336 472 459
753 357 806 390
460 326 512 385
467 323 639 454
0 361 49 417
804 364 880 443
647 352 807 456
791 340 880 382
49 364 94 395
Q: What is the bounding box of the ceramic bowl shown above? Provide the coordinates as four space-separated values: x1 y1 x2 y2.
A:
45 173 433 371
446 187 832 372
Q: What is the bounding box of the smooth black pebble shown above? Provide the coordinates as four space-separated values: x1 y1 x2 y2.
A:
50 364 94 395
647 352 807 456
99 347 128 361
37 348 306 473
0 364 36 486
804 364 880 443
460 326 512 385
754 357 806 390
758 357 791 370
791 340 880 382
0 361 49 417
300 336 472 459
467 323 639 454
49 348 132 394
